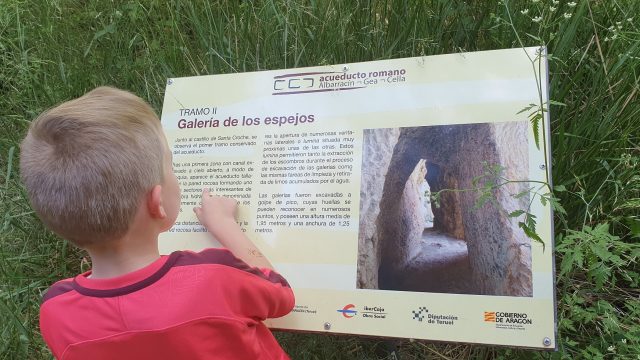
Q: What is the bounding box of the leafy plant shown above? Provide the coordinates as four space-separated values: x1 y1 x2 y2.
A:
431 161 566 250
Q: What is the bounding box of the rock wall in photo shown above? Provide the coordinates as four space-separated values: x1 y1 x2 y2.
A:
357 128 400 289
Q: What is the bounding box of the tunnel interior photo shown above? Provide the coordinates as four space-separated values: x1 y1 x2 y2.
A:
357 121 533 297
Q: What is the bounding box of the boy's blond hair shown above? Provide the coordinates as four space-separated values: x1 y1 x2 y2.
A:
20 87 166 247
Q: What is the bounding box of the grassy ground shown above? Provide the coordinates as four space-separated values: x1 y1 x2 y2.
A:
1 0 639 359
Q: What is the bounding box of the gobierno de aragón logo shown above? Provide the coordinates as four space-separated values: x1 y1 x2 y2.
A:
484 311 533 325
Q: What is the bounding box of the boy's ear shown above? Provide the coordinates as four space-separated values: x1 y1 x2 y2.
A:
147 184 167 219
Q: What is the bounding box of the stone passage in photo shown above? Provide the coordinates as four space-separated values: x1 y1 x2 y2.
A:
357 121 532 297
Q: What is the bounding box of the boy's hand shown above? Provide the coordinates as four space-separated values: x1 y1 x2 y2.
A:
193 189 238 238
193 189 274 270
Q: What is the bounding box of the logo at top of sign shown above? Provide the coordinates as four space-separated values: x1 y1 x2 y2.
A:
337 304 357 318
272 71 365 96
272 68 406 96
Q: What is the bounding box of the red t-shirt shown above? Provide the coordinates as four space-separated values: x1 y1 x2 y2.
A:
40 249 295 359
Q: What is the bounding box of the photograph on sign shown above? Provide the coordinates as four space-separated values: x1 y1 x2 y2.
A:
357 121 532 297
159 47 556 349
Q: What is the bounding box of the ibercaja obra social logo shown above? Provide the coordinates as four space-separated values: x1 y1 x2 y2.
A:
337 304 357 318
337 304 387 319
271 68 407 96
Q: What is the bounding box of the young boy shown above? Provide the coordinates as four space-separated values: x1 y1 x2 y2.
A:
20 87 295 359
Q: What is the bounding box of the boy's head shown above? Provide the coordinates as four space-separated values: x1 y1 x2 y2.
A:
20 86 177 248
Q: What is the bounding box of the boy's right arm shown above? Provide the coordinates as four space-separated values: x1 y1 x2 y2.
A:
193 189 274 270
194 191 295 320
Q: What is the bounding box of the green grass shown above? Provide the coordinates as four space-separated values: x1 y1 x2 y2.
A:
1 0 639 358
